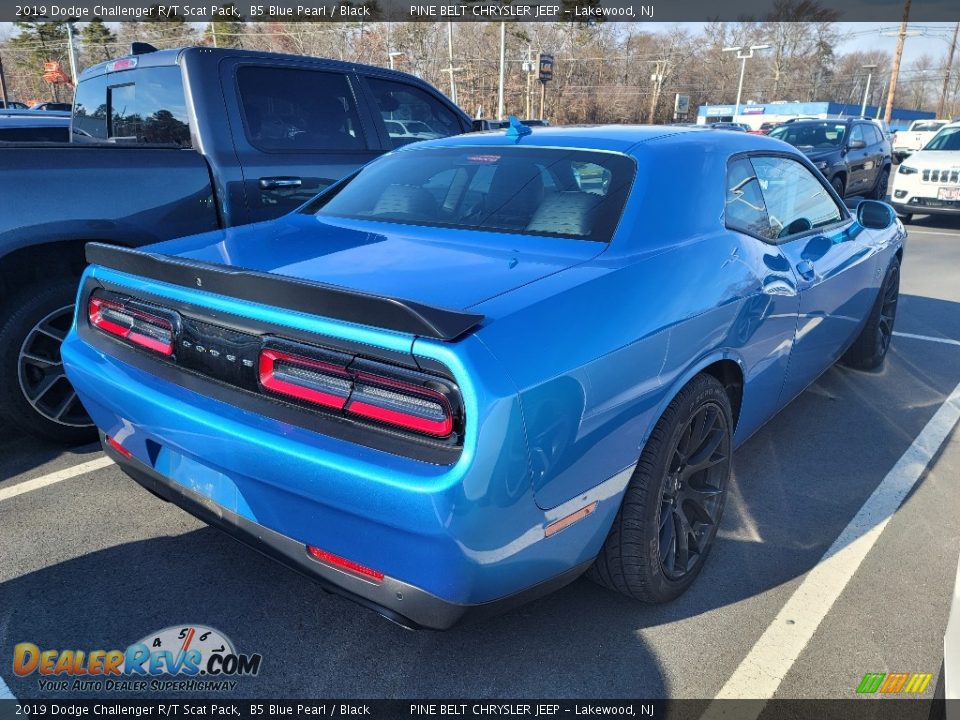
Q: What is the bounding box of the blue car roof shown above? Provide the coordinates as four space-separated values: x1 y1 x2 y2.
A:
410 124 793 155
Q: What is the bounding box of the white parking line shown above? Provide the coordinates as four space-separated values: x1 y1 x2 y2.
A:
703 378 960 712
905 228 960 237
0 674 15 699
0 456 114 503
894 331 960 347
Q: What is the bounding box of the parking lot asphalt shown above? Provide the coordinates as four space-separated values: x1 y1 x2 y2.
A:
1 216 959 701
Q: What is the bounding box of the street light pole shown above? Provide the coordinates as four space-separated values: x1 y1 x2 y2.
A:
722 44 771 123
860 64 877 116
497 22 506 120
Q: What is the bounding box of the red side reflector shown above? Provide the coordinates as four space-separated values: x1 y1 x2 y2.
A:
259 349 351 410
307 546 384 582
89 296 174 356
105 436 133 460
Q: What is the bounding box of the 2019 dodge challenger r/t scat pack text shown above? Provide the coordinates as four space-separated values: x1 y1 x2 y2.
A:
60 124 905 629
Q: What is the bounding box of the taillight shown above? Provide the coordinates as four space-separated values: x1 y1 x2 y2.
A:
89 295 175 356
347 372 453 437
258 343 458 439
259 348 351 410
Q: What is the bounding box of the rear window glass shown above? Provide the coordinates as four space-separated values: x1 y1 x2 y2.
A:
313 147 636 242
102 67 190 146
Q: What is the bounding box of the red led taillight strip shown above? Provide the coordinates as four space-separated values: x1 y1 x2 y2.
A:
89 296 175 356
258 348 457 439
259 349 352 411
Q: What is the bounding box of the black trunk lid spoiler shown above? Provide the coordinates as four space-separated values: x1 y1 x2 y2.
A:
85 243 484 342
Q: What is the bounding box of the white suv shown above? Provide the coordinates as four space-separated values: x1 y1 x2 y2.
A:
890 121 960 223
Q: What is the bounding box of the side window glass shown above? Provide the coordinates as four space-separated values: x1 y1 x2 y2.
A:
849 125 865 145
73 73 108 141
868 125 883 145
237 66 368 152
571 161 612 196
725 158 771 239
751 156 844 239
105 67 191 146
366 77 463 149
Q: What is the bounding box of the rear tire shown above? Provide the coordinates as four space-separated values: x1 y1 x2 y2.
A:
897 213 913 224
831 175 846 198
0 280 96 444
841 256 900 370
870 167 890 200
587 373 732 603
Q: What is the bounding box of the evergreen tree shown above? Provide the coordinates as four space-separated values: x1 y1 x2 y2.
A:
80 18 117 63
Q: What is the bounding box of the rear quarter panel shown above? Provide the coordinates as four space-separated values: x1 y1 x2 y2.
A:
472 137 801 510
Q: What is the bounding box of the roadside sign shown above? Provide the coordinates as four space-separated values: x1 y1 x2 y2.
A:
538 53 554 83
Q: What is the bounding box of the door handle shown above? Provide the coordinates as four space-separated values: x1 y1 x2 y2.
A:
259 176 302 190
795 260 816 281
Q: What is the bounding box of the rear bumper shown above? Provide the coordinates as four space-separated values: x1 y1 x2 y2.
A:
104 434 591 630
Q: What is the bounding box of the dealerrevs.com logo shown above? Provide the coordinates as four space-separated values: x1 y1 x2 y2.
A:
12 625 262 692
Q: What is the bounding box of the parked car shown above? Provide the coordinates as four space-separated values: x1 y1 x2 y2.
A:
751 122 781 135
769 118 892 199
0 44 470 443
62 126 905 629
892 119 950 163
29 102 73 112
710 122 749 131
0 112 70 142
383 119 443 143
0 100 28 109
890 121 960 223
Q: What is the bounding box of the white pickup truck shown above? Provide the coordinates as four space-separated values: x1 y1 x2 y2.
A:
892 119 949 162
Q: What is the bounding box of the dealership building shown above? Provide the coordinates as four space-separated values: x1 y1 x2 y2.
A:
696 101 936 131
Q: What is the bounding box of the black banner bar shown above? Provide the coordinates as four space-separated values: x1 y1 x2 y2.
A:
2 0 959 23
0 699 955 720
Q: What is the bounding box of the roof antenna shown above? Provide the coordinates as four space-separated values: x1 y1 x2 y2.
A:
505 115 532 138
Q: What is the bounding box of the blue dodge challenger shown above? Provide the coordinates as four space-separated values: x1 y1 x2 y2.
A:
61 123 905 629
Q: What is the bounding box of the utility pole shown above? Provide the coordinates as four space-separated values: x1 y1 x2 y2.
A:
525 45 532 120
647 60 666 124
937 20 959 118
446 22 456 103
497 22 506 120
0 51 9 106
211 23 219 48
66 21 80 86
885 0 912 124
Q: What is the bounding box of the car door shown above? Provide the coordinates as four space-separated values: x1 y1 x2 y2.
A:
221 60 384 225
748 154 877 404
844 123 873 194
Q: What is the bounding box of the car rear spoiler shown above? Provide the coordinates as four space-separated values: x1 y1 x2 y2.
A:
85 243 484 342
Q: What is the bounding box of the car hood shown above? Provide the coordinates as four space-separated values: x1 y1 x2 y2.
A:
148 214 606 312
795 147 839 162
901 150 960 168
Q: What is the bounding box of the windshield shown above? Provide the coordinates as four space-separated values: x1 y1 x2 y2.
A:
312 146 636 242
923 126 960 151
770 123 847 149
912 121 946 132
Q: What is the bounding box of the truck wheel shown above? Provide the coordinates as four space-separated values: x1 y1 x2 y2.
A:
870 168 890 200
587 373 732 603
0 280 96 443
897 213 913 224
831 175 846 198
841 256 900 371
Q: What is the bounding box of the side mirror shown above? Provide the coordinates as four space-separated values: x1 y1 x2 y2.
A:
848 139 867 150
857 200 896 230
